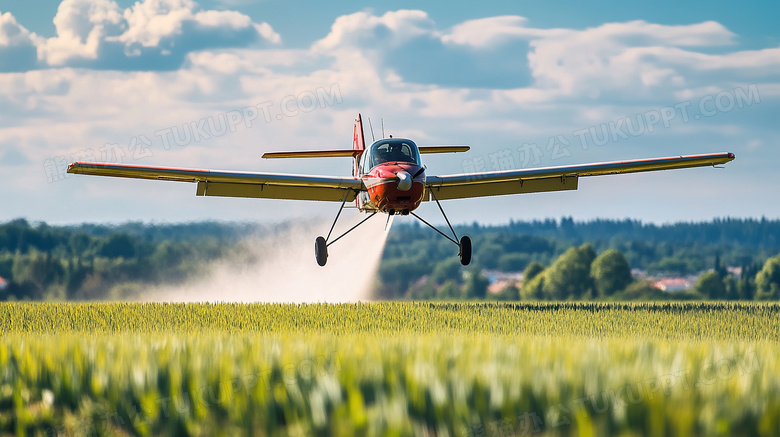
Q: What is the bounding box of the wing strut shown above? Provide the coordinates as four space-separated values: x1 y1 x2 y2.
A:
410 190 472 265
325 191 352 242
327 212 378 248
314 192 378 266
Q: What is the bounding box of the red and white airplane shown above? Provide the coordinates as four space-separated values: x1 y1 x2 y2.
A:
68 114 735 266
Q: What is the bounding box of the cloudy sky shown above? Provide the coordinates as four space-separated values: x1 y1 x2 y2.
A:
1 0 778 226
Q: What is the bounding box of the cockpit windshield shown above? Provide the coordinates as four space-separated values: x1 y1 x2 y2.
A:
367 139 421 168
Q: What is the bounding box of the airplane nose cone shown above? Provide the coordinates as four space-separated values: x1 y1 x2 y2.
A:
396 171 412 191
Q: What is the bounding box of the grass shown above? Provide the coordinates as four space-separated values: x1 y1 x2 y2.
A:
1 302 778 436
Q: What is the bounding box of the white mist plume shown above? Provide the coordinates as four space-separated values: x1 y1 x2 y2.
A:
142 213 392 303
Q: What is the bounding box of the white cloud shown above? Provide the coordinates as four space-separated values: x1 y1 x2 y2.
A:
314 10 536 90
525 21 739 99
313 10 435 52
443 15 564 47
27 0 280 70
119 0 195 48
314 14 743 100
0 11 40 71
309 12 750 96
0 9 778 224
39 0 124 65
0 11 38 46
582 20 734 47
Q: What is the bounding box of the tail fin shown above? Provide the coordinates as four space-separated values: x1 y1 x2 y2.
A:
353 114 366 152
352 114 366 176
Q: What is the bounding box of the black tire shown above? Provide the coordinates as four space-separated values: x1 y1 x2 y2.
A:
459 235 472 266
315 236 328 266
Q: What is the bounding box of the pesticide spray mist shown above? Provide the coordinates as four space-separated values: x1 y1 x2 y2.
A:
141 213 392 303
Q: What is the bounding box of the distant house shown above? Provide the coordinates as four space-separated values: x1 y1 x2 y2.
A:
0 276 7 290
726 266 743 278
484 270 524 294
653 277 692 292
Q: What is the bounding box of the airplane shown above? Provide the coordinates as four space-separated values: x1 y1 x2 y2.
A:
68 114 735 266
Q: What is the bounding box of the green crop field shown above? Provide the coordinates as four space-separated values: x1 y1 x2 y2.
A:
1 302 778 436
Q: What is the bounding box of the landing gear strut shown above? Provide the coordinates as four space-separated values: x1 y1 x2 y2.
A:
410 190 472 265
315 190 376 266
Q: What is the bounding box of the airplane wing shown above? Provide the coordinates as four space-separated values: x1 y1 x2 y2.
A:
67 162 363 202
262 150 359 159
425 152 735 200
260 146 470 158
418 146 470 154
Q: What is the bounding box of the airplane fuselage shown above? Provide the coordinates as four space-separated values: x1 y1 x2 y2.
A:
359 162 425 213
356 138 426 214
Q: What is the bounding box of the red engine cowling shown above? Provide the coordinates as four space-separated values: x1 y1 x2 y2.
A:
361 163 425 213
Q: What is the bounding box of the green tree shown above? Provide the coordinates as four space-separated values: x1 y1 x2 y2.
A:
408 278 436 300
723 275 738 300
377 257 430 298
520 273 545 300
755 254 780 300
617 280 664 300
738 263 756 300
462 268 489 299
97 233 136 258
714 254 727 278
648 257 692 276
11 251 64 299
475 243 503 269
543 244 596 300
438 280 462 300
497 253 530 272
696 271 727 299
522 262 545 283
492 283 520 301
68 233 93 256
430 258 462 284
591 249 633 297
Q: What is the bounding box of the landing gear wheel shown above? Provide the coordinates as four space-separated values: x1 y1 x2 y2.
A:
459 235 472 266
315 236 328 266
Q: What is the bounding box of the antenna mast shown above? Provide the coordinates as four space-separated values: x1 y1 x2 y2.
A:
367 118 376 142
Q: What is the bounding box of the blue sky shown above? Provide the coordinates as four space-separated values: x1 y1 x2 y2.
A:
1 0 778 225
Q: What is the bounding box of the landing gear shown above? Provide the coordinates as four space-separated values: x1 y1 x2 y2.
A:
314 188 471 266
410 190 472 266
459 236 472 266
315 236 328 266
315 190 377 266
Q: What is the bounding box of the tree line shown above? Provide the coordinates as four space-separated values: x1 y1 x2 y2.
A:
1 217 779 301
377 218 780 300
385 242 780 302
0 219 260 301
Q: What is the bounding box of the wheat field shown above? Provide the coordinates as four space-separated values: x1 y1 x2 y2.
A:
1 302 778 436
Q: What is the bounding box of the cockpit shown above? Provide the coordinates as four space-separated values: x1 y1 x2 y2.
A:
360 139 421 172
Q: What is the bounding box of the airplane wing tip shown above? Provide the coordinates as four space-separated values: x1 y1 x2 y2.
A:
67 161 83 173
